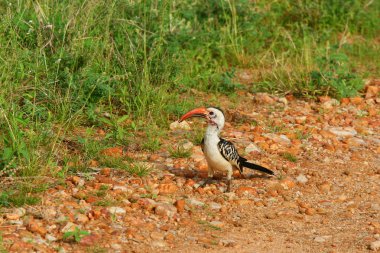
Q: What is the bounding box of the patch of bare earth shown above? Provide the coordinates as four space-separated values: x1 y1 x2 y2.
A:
1 89 379 252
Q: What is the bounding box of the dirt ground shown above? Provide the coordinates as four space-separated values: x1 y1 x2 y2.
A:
1 90 379 253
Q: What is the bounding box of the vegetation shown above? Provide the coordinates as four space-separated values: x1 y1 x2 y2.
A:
169 146 191 158
63 227 90 243
0 0 379 198
281 152 298 163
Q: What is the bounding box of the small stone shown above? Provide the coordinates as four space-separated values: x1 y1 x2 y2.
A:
158 183 178 195
318 182 331 193
107 206 126 215
209 202 222 210
96 175 115 184
296 174 308 184
186 198 205 207
26 221 47 236
371 204 380 211
113 185 129 192
220 239 237 247
346 137 366 146
149 154 161 162
8 219 23 226
368 108 377 116
195 160 208 172
280 178 296 189
328 127 357 138
224 192 236 200
155 203 177 218
138 198 157 210
44 234 57 243
9 241 34 252
70 176 82 185
111 243 122 250
322 99 339 109
88 159 99 167
86 196 99 204
245 143 262 154
42 208 57 221
79 234 100 246
101 147 123 157
254 93 275 104
341 97 350 105
175 199 186 213
337 195 347 202
61 222 77 233
73 191 86 200
75 214 89 224
370 240 380 250
263 133 291 146
151 240 167 248
97 128 106 136
170 121 190 130
265 212 277 219
319 96 331 103
298 202 309 209
295 116 307 124
165 233 175 242
100 168 111 176
285 94 295 101
150 231 165 240
15 208 26 217
305 208 315 216
231 131 243 138
365 86 379 99
179 140 194 151
5 213 21 220
279 97 288 105
314 236 327 243
350 97 363 105
210 221 224 228
235 199 254 206
235 186 257 197
191 147 204 162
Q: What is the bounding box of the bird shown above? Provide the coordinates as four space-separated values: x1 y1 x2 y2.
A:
179 106 274 192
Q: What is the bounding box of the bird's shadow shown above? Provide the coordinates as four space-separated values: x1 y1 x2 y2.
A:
166 167 271 181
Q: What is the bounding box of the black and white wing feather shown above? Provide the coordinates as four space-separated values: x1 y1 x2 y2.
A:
217 138 274 175
217 138 244 173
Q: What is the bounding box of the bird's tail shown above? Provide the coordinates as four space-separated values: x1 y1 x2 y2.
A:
241 161 274 175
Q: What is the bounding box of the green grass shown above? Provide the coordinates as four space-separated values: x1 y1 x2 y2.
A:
86 246 108 253
0 189 41 207
0 0 379 193
169 146 191 158
94 198 117 207
100 157 151 177
295 130 311 140
197 220 222 231
0 233 7 253
282 152 298 163
63 227 90 243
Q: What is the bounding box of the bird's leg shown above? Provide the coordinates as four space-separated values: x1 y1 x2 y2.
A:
226 179 231 192
208 167 214 179
226 167 233 192
201 167 215 187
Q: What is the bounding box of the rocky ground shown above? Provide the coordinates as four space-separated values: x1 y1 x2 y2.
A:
1 84 379 252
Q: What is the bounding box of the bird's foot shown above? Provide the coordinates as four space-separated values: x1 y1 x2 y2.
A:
226 179 231 192
200 177 214 187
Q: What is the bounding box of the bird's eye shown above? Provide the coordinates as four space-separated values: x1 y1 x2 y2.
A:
209 111 214 115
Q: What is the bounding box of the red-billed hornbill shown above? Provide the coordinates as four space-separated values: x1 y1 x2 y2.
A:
179 107 274 192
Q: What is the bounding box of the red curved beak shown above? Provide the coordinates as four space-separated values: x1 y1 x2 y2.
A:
179 107 208 122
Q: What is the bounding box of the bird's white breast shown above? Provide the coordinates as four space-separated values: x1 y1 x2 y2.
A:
203 133 231 172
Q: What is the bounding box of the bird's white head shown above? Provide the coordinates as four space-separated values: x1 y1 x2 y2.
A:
179 107 225 131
